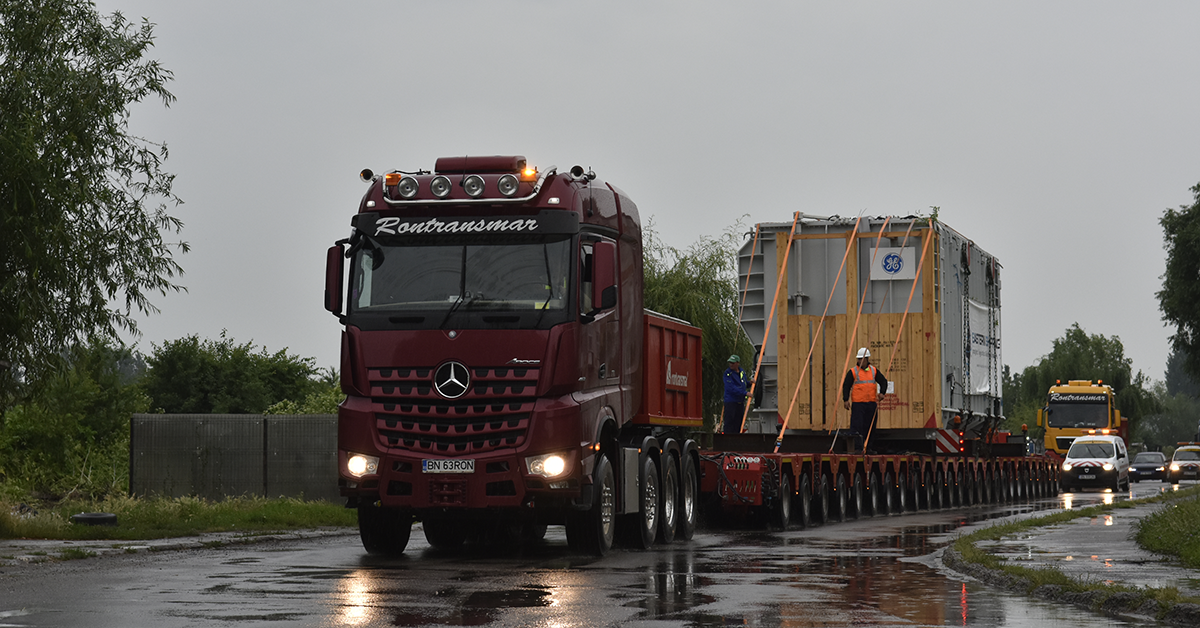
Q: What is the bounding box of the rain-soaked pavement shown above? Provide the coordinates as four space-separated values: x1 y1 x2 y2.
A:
0 483 1189 627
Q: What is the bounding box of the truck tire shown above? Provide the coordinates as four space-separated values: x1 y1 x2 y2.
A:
834 473 848 522
866 471 881 517
658 454 679 544
567 452 616 556
357 505 412 556
933 467 945 509
622 456 660 550
923 467 935 510
881 470 894 515
816 472 831 524
677 454 699 541
896 470 909 513
796 471 812 528
423 516 468 550
772 473 792 530
851 472 865 519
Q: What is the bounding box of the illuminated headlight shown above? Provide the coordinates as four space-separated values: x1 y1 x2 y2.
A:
1102 462 1114 471
430 175 452 198
1062 462 1073 472
497 174 519 197
397 176 419 199
1171 463 1181 471
526 453 568 478
462 175 485 198
1156 466 1166 471
347 454 379 477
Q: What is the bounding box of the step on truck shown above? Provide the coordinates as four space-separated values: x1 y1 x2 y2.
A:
699 214 1059 528
324 156 703 556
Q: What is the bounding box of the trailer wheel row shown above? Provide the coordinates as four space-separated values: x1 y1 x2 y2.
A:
768 458 1060 528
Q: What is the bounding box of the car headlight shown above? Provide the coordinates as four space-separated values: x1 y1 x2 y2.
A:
1171 463 1181 471
1102 462 1114 471
526 453 568 478
1156 466 1166 471
347 453 380 477
1062 462 1073 471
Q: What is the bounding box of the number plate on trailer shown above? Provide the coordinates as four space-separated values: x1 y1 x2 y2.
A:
1078 474 1096 480
422 459 475 474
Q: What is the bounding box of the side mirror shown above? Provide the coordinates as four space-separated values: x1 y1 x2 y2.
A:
325 244 344 315
1036 408 1044 428
592 241 617 311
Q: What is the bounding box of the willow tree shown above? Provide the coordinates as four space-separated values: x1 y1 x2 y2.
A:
1159 181 1200 381
643 221 754 426
0 1 185 411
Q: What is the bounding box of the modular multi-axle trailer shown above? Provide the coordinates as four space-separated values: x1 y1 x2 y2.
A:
324 156 1057 557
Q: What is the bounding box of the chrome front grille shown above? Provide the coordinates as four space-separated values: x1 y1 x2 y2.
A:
370 366 539 454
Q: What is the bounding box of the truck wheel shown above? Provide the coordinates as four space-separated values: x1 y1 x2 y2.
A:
677 454 698 540
851 472 864 519
622 456 660 550
881 471 894 515
772 473 792 530
357 505 412 556
834 474 848 522
816 472 831 524
567 452 617 556
932 467 945 509
896 470 908 513
866 471 881 517
796 471 812 528
923 467 935 510
658 455 679 544
423 516 468 550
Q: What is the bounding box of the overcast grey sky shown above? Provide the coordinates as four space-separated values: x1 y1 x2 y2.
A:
96 0 1199 383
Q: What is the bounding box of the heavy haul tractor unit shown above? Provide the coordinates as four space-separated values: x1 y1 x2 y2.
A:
324 156 703 556
698 214 1058 527
1036 380 1126 456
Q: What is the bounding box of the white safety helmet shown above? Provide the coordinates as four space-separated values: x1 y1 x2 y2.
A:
856 347 870 359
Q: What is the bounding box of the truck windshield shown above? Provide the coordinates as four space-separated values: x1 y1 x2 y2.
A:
1066 442 1115 458
351 238 571 315
1046 402 1108 429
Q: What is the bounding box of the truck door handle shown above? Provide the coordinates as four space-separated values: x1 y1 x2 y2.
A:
599 362 606 378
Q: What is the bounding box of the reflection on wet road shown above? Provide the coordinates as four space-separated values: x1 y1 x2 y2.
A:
2 486 1168 627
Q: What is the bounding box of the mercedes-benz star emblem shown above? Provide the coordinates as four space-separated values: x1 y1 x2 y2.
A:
434 361 470 399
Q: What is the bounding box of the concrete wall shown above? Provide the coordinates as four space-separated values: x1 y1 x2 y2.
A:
129 414 339 502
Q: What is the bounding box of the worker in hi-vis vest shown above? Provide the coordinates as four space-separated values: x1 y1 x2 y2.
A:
841 347 888 447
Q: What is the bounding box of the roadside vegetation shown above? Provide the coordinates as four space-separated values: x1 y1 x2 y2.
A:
951 485 1200 612
1134 490 1200 569
1 495 355 541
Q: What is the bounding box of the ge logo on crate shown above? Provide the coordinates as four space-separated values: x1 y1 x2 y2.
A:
882 253 903 275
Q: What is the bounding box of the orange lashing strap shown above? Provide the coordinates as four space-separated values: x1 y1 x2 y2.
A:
771 216 863 452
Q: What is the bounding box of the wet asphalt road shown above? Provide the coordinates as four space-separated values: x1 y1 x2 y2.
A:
0 485 1173 627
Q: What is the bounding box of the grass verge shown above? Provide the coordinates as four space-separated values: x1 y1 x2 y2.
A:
1135 494 1200 569
0 495 356 541
950 484 1200 614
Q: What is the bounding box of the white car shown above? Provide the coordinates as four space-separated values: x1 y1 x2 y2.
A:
1060 434 1130 492
1168 444 1200 483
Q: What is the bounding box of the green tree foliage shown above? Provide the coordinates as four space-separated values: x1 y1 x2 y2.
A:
1140 382 1200 450
1158 182 1200 381
0 1 185 411
0 339 149 498
1165 348 1200 398
643 220 754 426
142 332 322 414
1003 323 1157 435
264 367 343 415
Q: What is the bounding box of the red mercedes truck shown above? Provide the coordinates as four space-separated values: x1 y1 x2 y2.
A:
324 156 702 556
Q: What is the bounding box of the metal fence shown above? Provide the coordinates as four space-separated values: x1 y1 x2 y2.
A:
129 414 339 502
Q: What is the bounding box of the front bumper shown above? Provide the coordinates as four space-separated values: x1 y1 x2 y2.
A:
1061 466 1119 488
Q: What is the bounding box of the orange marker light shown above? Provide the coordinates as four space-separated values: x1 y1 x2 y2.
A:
520 166 538 181
384 173 402 186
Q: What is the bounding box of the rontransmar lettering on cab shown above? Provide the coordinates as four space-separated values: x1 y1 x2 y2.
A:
375 217 539 236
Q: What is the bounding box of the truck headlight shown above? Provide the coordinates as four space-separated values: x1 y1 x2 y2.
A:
1062 462 1073 471
526 453 568 478
1102 462 1114 471
347 454 380 477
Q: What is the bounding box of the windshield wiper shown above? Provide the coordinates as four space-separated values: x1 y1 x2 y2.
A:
533 243 554 328
439 292 476 329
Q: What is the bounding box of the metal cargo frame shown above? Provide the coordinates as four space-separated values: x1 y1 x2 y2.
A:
738 215 1002 437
